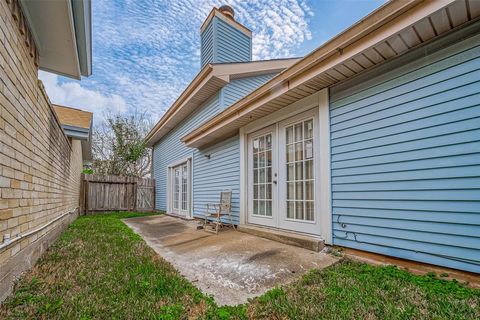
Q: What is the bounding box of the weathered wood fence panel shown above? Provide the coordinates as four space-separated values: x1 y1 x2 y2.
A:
81 174 155 214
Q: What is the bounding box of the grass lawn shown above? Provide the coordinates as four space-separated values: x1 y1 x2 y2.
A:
1 212 478 320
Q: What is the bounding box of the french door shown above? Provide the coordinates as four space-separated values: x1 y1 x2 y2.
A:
247 125 277 227
171 163 189 216
247 109 321 235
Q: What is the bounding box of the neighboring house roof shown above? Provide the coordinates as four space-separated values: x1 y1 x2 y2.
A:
183 0 480 148
145 58 300 147
53 104 93 160
19 0 92 79
54 104 93 129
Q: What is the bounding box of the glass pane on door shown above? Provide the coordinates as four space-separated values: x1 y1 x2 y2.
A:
181 165 188 210
285 119 314 221
173 169 180 210
252 133 273 216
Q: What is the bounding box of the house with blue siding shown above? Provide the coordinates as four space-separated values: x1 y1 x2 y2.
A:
146 0 480 274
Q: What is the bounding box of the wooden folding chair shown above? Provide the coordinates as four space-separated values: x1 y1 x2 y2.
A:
204 190 235 234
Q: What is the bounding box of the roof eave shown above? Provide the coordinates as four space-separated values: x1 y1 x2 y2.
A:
19 0 92 79
71 0 93 77
145 64 215 147
62 124 90 140
145 58 300 147
183 0 471 148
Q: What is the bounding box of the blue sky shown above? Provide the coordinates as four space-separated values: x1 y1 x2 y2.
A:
40 0 385 124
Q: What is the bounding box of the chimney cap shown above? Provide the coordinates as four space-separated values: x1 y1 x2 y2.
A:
218 5 235 20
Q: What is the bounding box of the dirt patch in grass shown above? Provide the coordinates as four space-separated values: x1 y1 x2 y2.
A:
1 212 478 319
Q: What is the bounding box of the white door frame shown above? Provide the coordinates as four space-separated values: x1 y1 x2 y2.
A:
239 89 332 243
166 157 193 218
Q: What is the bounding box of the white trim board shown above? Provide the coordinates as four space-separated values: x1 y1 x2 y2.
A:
166 157 193 219
243 90 324 134
239 89 332 242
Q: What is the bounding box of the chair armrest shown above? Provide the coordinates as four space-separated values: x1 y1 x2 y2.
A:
206 203 220 210
205 203 220 216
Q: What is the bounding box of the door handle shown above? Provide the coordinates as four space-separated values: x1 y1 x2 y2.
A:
273 180 277 185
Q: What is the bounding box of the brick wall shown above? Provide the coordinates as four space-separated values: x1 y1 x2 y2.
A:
0 1 84 301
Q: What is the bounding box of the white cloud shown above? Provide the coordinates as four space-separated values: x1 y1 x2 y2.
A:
44 0 313 123
195 0 313 60
39 71 128 124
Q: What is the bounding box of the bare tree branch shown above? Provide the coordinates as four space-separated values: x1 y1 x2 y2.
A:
91 111 153 178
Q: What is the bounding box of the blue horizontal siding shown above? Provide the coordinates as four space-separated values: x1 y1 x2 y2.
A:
330 32 480 273
193 136 240 224
200 16 251 67
153 94 220 211
153 72 276 220
201 21 214 68
221 73 276 109
215 17 251 63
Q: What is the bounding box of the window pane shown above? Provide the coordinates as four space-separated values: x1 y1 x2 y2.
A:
259 152 265 168
286 126 294 144
296 202 304 220
259 136 265 152
287 164 294 181
259 168 265 183
266 183 272 200
295 123 303 142
287 182 295 200
305 202 314 221
253 169 258 183
259 200 265 216
305 181 314 200
259 184 266 200
253 184 258 200
295 142 303 161
254 200 258 214
305 160 314 179
266 167 272 183
287 144 294 163
266 200 272 217
266 134 272 149
253 153 258 168
283 119 316 222
305 139 313 159
304 119 313 139
296 182 303 200
295 162 303 180
253 138 259 153
266 150 272 167
287 201 295 219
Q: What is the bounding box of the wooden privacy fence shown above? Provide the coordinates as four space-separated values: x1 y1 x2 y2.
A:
80 174 155 214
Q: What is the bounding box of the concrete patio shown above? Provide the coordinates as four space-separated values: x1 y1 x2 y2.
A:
123 215 338 305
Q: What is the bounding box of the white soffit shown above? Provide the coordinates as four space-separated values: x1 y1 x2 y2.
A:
183 0 480 148
20 0 81 79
